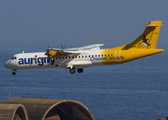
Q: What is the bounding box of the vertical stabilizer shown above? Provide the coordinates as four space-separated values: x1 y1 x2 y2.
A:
122 21 162 50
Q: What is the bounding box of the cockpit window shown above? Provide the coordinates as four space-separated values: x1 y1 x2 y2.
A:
12 56 17 60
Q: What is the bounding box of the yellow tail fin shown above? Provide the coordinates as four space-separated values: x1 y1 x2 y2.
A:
122 21 162 50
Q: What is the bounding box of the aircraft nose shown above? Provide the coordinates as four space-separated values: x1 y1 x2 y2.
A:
4 60 11 68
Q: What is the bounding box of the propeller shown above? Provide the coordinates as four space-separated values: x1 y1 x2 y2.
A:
60 43 65 53
45 45 51 61
61 43 66 49
45 44 66 60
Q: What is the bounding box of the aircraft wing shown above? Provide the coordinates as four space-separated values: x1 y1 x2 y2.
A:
47 44 104 54
65 44 104 51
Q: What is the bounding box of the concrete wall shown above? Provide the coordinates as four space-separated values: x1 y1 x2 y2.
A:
0 103 28 120
0 97 94 120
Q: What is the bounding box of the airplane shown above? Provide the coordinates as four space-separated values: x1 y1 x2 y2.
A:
4 21 164 75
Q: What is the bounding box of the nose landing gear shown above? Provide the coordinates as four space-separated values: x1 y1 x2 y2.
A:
12 72 16 75
12 69 16 75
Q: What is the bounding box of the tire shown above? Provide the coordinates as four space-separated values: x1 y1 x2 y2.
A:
69 69 75 74
12 72 16 75
77 68 83 73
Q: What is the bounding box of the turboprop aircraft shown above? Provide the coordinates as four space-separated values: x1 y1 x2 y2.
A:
4 21 163 75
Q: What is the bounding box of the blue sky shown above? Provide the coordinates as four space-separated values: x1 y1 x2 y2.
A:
0 1 168 53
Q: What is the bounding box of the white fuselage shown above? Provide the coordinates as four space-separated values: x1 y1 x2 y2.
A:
4 50 105 71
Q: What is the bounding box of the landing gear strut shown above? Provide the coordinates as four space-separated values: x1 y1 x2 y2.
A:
69 68 75 74
77 68 83 73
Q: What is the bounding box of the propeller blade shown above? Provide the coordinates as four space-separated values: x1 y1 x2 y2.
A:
45 45 50 57
61 43 65 49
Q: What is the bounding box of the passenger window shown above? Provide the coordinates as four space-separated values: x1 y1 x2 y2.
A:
95 55 97 57
78 56 80 58
89 55 90 58
82 56 84 58
62 57 64 59
59 57 61 59
85 55 87 58
98 55 100 57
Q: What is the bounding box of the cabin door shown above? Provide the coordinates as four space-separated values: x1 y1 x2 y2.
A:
115 50 121 62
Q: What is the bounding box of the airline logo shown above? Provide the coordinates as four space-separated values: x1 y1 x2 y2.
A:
18 56 55 66
139 34 151 46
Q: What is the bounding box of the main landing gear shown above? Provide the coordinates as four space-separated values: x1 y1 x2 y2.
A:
69 68 76 74
77 68 83 73
69 68 83 74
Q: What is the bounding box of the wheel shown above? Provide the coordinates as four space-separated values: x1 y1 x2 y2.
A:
69 69 75 74
12 72 16 75
77 68 83 73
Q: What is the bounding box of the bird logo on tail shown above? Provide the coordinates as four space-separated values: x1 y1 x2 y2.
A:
139 34 151 46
